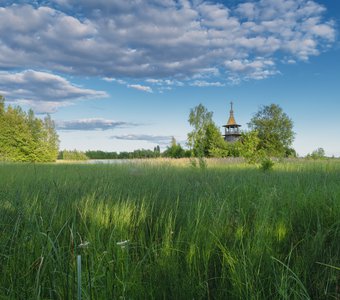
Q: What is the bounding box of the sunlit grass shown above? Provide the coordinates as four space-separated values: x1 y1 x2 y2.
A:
0 160 339 299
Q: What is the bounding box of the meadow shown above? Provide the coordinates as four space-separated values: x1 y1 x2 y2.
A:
0 160 339 299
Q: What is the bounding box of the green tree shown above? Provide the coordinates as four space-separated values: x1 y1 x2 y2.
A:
307 147 326 160
0 105 32 161
248 104 295 157
163 137 186 158
206 123 229 157
153 145 161 157
238 130 263 164
187 104 213 156
43 114 60 161
0 96 59 162
61 150 88 160
26 109 44 161
188 104 225 157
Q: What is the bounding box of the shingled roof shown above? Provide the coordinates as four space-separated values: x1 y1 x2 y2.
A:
224 102 240 127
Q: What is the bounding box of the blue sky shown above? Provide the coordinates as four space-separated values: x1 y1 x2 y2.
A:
1 0 339 156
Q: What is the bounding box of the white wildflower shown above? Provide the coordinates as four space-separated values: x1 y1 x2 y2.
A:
78 241 90 248
116 240 130 249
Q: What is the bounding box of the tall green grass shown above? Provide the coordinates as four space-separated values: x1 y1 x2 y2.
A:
0 160 339 299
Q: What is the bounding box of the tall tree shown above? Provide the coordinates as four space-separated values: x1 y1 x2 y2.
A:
204 123 228 157
26 109 45 161
43 114 60 161
248 104 295 157
188 104 223 157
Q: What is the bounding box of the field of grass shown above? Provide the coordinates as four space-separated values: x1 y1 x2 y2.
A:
0 160 339 299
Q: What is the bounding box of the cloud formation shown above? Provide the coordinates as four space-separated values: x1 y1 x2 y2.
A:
190 80 225 87
111 134 173 145
0 0 336 84
56 118 138 131
127 84 153 93
0 70 107 113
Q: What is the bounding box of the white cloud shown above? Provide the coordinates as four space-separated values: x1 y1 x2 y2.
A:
102 77 115 82
127 84 153 93
190 80 225 87
236 3 257 20
0 0 336 83
111 134 173 145
146 78 184 87
0 70 107 113
57 118 138 130
103 77 127 85
224 57 278 81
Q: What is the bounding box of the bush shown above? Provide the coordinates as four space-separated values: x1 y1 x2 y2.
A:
60 150 89 161
260 157 275 171
306 148 326 160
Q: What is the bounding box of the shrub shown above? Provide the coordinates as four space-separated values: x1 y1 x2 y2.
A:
306 148 326 160
260 157 275 171
60 150 89 161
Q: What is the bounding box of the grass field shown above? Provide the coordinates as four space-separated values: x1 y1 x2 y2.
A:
0 160 339 299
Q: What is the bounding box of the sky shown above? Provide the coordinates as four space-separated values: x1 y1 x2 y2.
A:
0 0 339 156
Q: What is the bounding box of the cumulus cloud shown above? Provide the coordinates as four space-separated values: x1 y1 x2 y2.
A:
103 77 127 85
224 57 279 81
145 79 184 86
127 84 153 93
111 134 173 145
190 80 225 87
56 118 138 131
0 0 336 83
0 70 107 113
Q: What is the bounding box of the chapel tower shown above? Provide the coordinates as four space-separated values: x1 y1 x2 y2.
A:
223 102 241 142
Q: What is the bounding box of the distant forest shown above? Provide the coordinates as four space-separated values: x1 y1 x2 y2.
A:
59 142 192 160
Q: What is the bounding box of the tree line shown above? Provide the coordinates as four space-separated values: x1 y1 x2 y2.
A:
0 96 59 162
59 144 192 160
1 93 326 162
58 149 164 160
59 103 298 162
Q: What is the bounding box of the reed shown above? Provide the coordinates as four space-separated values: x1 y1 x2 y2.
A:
0 160 339 299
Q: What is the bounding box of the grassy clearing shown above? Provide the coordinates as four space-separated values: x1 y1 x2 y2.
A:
0 160 339 299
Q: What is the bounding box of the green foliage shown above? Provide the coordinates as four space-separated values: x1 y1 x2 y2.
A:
43 114 59 160
208 144 229 158
306 147 326 160
189 157 208 169
60 150 89 160
153 145 161 157
0 161 339 299
285 147 297 158
163 137 190 158
187 103 297 161
237 130 262 164
0 95 4 114
85 147 164 159
203 123 226 157
187 103 213 156
248 104 295 157
260 157 275 171
187 104 225 157
85 150 119 159
0 97 59 162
